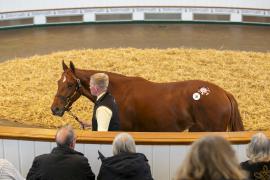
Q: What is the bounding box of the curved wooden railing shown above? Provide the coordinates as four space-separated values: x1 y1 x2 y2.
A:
0 126 269 144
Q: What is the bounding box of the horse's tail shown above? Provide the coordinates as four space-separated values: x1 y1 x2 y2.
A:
226 92 244 131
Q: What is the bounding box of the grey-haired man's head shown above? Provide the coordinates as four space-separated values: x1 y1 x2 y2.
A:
55 125 76 149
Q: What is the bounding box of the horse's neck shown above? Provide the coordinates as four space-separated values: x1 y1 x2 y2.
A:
75 69 148 102
75 69 95 88
74 69 99 102
76 69 130 87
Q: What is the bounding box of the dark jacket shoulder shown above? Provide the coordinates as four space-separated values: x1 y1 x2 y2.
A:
98 152 153 180
27 146 95 180
241 160 270 180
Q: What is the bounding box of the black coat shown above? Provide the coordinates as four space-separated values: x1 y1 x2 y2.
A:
241 160 270 180
27 146 95 180
97 152 154 180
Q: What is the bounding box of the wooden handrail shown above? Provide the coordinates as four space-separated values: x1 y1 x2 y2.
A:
0 126 268 144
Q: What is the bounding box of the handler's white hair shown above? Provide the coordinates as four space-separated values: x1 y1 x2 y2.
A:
90 73 109 90
112 133 136 155
246 132 270 162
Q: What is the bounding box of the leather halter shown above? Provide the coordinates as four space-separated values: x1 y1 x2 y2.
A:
56 74 82 111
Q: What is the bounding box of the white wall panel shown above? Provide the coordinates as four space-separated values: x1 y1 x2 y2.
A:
50 142 57 150
0 139 4 158
236 144 248 163
170 145 189 180
153 145 170 180
34 141 51 156
99 144 112 157
19 140 35 177
75 143 85 154
137 145 153 172
84 144 101 176
3 140 20 171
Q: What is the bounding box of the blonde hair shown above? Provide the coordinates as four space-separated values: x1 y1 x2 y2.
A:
246 132 270 163
90 73 109 90
174 135 246 180
112 133 136 155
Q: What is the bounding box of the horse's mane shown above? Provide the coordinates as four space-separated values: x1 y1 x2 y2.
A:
75 68 147 82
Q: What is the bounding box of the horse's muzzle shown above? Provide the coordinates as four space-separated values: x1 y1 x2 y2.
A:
51 107 65 117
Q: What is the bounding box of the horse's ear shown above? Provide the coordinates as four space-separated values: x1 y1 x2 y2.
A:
70 61 75 73
62 60 68 71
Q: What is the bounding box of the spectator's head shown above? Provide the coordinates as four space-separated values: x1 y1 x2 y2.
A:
55 125 76 149
112 133 136 155
246 132 270 163
175 135 246 180
90 73 109 96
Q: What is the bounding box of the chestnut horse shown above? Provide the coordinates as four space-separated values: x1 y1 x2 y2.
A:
51 61 244 132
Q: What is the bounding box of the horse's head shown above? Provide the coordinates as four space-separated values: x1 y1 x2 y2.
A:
51 61 82 116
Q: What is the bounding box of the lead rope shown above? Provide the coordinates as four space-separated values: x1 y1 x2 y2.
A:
66 110 85 130
65 76 85 129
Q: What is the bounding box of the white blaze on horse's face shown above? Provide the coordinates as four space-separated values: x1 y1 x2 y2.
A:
63 75 66 83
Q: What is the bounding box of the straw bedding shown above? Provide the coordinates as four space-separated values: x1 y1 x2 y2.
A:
0 48 269 130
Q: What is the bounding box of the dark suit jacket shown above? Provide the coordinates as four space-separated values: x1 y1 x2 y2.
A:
27 146 95 180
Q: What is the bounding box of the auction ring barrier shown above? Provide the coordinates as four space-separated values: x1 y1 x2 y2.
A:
0 126 269 179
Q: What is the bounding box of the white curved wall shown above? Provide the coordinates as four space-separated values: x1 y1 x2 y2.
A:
1 0 270 13
0 0 270 28
0 139 248 179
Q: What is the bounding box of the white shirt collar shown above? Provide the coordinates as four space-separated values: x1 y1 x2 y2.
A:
97 92 106 101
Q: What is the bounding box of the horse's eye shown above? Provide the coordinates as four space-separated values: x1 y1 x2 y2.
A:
67 83 73 88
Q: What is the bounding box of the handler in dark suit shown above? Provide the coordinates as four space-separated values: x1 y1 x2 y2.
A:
26 125 95 180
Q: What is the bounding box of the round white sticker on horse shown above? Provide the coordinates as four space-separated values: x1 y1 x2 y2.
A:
193 92 201 101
